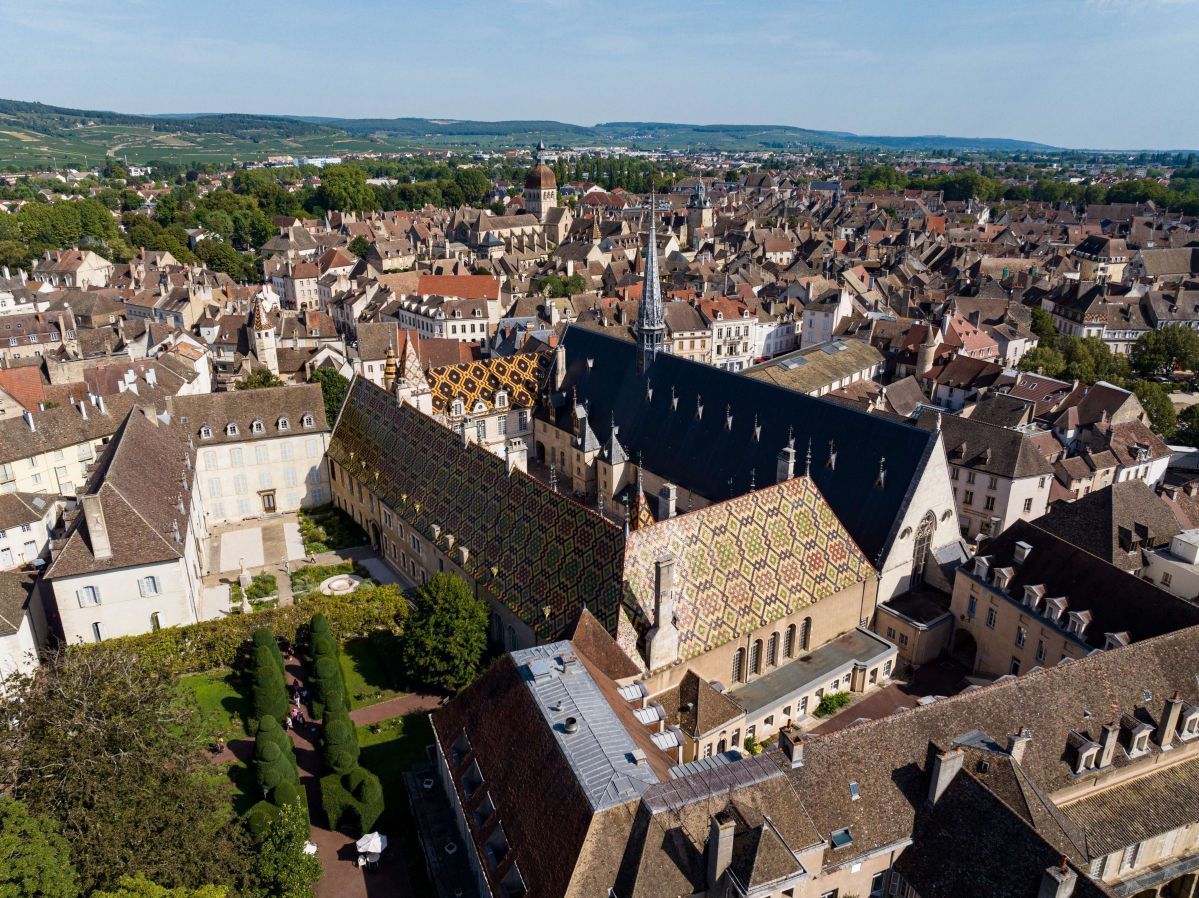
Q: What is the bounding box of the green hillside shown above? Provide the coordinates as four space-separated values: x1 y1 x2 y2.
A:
0 97 1060 169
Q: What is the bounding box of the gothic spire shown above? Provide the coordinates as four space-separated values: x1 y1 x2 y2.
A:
635 189 665 375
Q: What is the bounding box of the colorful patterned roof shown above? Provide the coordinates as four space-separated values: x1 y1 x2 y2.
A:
623 477 876 667
329 378 626 640
424 352 550 415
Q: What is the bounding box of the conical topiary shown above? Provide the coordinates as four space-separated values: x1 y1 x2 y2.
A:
252 628 285 674
250 644 289 726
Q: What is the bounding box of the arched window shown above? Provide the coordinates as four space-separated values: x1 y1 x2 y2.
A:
732 648 745 684
251 419 264 434
301 414 314 428
750 639 763 676
278 416 290 431
800 617 812 652
784 624 796 659
767 632 779 667
199 425 212 439
913 510 937 583
225 422 239 436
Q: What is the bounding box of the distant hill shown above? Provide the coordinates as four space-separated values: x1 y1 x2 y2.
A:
0 96 1059 169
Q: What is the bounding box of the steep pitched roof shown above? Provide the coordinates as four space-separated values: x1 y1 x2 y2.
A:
1038 479 1180 571
554 326 940 564
329 378 626 640
424 352 550 415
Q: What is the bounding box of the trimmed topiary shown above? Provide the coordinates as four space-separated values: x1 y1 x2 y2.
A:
245 799 280 838
250 643 290 726
272 780 306 811
252 628 285 674
309 655 345 719
321 706 360 775
319 766 383 836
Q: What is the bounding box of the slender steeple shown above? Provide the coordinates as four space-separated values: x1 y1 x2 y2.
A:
636 190 666 375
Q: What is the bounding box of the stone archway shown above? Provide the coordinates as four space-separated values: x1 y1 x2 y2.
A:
370 521 381 551
951 629 978 671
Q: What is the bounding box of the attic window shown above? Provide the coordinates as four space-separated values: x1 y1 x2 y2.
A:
495 391 508 408
830 827 853 849
251 419 265 434
301 414 314 428
199 425 212 439
226 422 239 436
849 782 860 801
278 417 290 431
452 399 465 418
1069 732 1100 774
1179 705 1199 740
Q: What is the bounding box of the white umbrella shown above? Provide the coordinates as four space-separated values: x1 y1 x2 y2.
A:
356 832 387 854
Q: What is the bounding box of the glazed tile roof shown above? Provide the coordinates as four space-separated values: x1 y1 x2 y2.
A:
624 477 875 666
424 352 550 415
329 378 626 640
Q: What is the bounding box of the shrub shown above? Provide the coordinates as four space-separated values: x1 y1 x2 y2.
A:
253 718 298 797
74 584 409 676
246 573 278 601
245 800 279 839
742 735 762 756
252 628 285 674
249 645 289 727
321 707 360 776
299 504 365 554
272 781 305 811
814 691 853 718
319 767 383 836
310 656 344 719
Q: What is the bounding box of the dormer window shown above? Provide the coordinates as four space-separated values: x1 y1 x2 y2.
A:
301 414 314 428
1104 631 1130 650
226 422 239 436
991 566 1013 590
452 399 465 418
1023 584 1045 610
251 419 265 434
973 555 991 578
462 759 483 799
495 391 508 409
1069 731 1100 774
1178 705 1199 740
199 425 212 439
1120 713 1152 757
278 417 290 431
1066 609 1092 638
1046 597 1068 623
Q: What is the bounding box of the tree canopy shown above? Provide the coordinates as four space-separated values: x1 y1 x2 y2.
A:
309 368 350 424
1132 325 1199 377
237 369 285 391
0 650 251 894
0 797 80 898
1132 381 1177 438
401 573 488 692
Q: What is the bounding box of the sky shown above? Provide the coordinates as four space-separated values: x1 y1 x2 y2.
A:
2 0 1197 150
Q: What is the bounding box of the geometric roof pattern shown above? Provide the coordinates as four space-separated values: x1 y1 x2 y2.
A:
329 378 626 640
624 476 875 666
553 326 939 565
424 351 550 415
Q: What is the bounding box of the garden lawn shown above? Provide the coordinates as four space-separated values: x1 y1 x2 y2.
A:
357 714 434 893
298 504 366 554
179 668 249 740
340 635 403 707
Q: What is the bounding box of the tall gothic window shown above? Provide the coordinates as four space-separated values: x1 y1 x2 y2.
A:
784 624 796 659
913 510 937 583
749 640 763 676
800 617 812 652
767 632 779 667
732 648 745 684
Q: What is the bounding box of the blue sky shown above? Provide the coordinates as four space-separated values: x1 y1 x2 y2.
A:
2 0 1197 149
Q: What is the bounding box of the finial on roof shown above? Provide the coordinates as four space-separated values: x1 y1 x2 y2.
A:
787 424 795 449
805 438 812 477
749 468 756 491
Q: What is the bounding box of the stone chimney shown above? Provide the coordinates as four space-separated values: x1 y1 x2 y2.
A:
646 555 679 670
1007 728 1032 764
1157 691 1184 749
1099 722 1120 768
776 445 796 483
504 438 527 475
553 340 567 390
927 748 964 806
658 482 677 518
706 812 736 889
778 724 805 769
81 494 113 560
1038 860 1077 898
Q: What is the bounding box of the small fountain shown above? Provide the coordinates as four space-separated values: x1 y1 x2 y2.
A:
320 573 363 596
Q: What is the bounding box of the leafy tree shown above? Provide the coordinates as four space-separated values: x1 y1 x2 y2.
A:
237 369 284 391
92 875 225 898
347 235 370 258
401 572 488 692
0 650 251 894
1018 346 1067 378
1133 381 1177 438
1175 404 1199 447
247 803 321 898
452 167 491 206
1029 307 1057 344
0 797 80 898
309 368 350 423
1132 325 1199 377
314 165 376 213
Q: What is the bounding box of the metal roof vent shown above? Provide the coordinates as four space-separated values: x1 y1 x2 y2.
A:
563 717 579 734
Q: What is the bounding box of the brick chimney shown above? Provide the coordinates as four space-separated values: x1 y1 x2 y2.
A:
1038 859 1077 898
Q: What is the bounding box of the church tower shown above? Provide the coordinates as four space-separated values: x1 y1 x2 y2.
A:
523 140 558 223
686 178 714 242
635 195 666 375
250 296 278 376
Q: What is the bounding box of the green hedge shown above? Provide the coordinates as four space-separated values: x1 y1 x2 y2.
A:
74 583 408 676
319 767 383 836
814 691 853 718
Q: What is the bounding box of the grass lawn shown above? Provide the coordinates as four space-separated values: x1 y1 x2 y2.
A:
357 714 434 893
179 669 250 740
340 635 404 707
